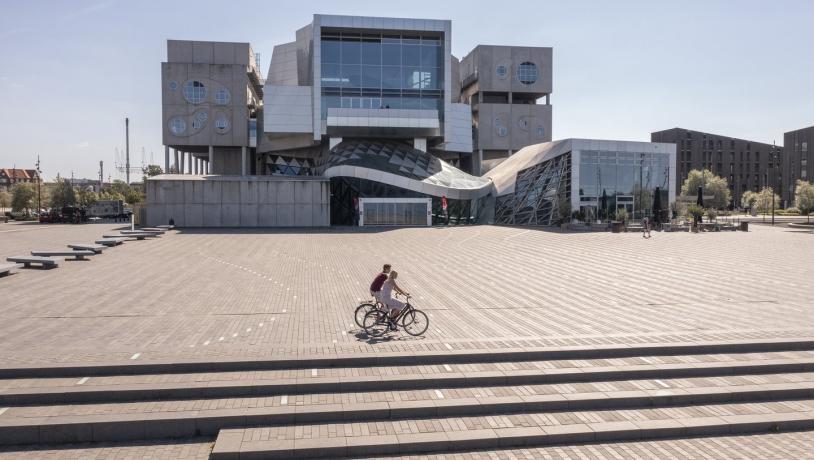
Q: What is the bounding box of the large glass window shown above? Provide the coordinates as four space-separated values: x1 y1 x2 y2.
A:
320 31 444 117
183 81 206 104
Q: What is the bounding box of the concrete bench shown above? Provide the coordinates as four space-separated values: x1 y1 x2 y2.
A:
6 256 59 269
156 224 175 230
135 228 166 234
0 263 23 277
31 250 95 261
67 243 106 254
95 238 126 246
104 233 153 240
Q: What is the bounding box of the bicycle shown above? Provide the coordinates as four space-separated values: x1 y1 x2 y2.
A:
354 296 386 328
362 295 429 337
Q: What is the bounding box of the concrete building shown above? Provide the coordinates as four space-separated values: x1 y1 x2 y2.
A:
651 128 782 208
161 40 263 176
459 45 553 175
783 125 813 206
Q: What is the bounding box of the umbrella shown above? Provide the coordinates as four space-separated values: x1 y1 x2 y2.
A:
600 189 608 220
696 186 704 207
652 187 662 225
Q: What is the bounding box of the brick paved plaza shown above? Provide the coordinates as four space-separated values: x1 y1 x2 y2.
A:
0 221 812 458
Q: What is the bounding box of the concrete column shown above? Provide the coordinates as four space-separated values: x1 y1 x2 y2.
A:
241 146 247 176
193 157 198 175
173 149 179 174
187 152 193 174
180 151 185 174
414 138 427 152
164 146 170 173
474 149 483 176
208 145 214 175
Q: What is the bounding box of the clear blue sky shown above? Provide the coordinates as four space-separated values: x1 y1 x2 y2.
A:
1 0 812 180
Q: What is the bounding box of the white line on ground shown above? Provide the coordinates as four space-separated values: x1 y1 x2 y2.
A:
0 408 8 416
271 318 276 321
311 369 318 377
443 364 452 372
341 331 347 335
130 353 140 360
282 309 287 313
434 390 445 399
232 333 238 337
435 329 442 333
444 343 453 350
259 323 264 327
246 328 252 332
655 379 670 388
280 395 288 405
203 341 210 346
332 339 337 343
218 337 224 341
189 344 195 348
77 377 89 385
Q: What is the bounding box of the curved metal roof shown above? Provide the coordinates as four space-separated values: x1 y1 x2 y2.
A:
323 139 492 200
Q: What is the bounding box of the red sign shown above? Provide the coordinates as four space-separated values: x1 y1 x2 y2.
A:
441 196 448 211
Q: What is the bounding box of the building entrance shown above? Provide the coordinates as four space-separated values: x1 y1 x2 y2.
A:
359 198 431 226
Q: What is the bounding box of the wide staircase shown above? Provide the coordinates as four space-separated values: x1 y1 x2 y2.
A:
1 339 814 458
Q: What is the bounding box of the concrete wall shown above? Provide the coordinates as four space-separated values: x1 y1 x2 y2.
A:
477 103 552 151
146 175 330 227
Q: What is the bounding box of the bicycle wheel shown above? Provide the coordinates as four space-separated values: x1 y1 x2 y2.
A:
363 309 389 337
354 303 376 328
400 306 415 326
402 309 429 336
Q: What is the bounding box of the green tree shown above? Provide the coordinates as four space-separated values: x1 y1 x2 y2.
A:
110 180 131 197
77 188 98 207
754 187 780 214
740 190 758 211
795 180 814 223
142 164 163 183
11 183 36 213
0 190 11 210
124 189 143 204
679 169 732 210
50 179 77 209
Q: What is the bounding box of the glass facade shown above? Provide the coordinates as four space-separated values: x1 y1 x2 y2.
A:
578 150 671 221
494 153 572 226
320 31 444 118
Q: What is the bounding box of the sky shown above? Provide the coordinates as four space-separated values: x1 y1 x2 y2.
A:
0 0 812 180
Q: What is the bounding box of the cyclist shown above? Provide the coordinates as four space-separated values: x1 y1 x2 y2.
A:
381 270 409 330
369 264 391 308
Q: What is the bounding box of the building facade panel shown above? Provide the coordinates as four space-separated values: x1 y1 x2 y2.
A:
783 126 814 205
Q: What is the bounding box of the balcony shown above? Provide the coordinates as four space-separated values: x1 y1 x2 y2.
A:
326 108 441 138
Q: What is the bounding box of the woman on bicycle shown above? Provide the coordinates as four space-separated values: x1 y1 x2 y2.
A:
381 271 409 330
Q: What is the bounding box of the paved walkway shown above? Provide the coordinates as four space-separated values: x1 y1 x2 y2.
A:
0 224 812 367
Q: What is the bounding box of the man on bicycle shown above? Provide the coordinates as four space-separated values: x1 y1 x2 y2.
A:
369 264 391 308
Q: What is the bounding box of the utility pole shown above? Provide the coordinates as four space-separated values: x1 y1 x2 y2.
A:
125 117 131 185
771 141 776 226
99 161 104 192
35 156 41 212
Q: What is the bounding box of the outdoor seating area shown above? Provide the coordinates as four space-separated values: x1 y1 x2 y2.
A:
3 226 170 278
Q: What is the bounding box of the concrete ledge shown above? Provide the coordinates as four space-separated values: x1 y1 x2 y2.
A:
209 412 814 459
2 338 813 379
1 359 811 406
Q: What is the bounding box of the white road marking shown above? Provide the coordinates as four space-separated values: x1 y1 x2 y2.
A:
203 341 210 346
0 408 8 416
280 395 288 405
282 309 287 313
77 377 89 385
444 343 453 350
655 380 670 388
311 369 318 377
434 390 445 399
435 329 442 333
443 364 452 372
218 337 224 341
246 328 252 332
130 353 140 360
341 331 347 335
232 333 238 337
332 339 337 343
259 323 264 327
189 344 195 348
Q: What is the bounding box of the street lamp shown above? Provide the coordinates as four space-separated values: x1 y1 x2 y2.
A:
771 141 777 226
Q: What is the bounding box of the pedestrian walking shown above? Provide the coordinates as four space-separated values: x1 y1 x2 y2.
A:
642 216 651 238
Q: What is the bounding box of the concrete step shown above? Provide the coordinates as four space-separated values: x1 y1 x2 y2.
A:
1 378 812 446
210 402 814 459
2 338 813 378
1 356 813 406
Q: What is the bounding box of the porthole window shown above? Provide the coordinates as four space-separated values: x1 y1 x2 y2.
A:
536 125 546 138
215 88 230 105
168 80 178 91
169 117 186 135
196 111 208 122
183 80 207 103
496 65 508 78
517 62 538 85
215 117 230 133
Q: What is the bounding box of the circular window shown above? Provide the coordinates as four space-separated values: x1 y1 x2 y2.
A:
496 65 508 78
215 88 230 105
517 118 529 130
536 125 546 138
168 80 178 91
183 80 207 103
517 62 538 85
196 111 208 122
215 116 230 133
169 117 186 135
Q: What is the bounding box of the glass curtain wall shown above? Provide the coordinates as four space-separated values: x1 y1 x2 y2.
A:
320 31 444 118
578 151 671 221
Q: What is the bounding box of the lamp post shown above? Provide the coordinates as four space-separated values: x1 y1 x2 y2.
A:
771 141 777 226
35 155 41 213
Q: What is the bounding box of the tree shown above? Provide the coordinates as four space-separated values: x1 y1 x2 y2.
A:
679 169 732 210
77 188 98 207
740 190 758 211
142 164 163 183
124 189 143 204
754 187 780 214
109 180 131 197
11 183 36 213
795 180 814 223
0 190 11 210
50 179 77 209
